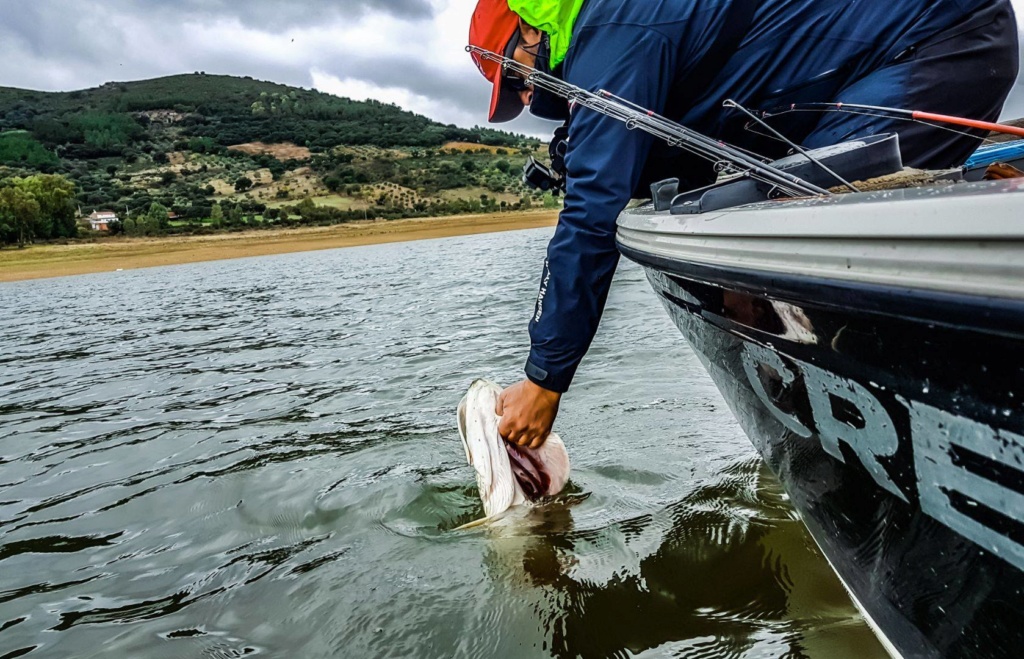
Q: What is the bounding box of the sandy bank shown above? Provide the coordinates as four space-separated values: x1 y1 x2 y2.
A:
0 210 559 283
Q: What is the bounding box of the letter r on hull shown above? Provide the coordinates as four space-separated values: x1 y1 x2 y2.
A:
742 344 906 502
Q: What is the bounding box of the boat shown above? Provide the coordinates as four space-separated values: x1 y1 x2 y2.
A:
467 44 1024 656
616 140 1024 658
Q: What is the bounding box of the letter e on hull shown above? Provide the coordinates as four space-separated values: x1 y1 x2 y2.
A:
906 398 1024 572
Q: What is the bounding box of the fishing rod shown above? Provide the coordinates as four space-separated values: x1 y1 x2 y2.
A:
762 102 1024 139
466 46 830 198
722 99 861 193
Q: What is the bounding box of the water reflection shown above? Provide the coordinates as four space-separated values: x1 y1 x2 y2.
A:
484 460 881 658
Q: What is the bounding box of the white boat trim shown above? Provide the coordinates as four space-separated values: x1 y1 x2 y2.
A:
617 179 1024 300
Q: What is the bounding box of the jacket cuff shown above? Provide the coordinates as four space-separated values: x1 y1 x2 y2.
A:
524 357 574 394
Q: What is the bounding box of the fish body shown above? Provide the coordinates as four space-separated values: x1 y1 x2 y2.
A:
457 379 570 519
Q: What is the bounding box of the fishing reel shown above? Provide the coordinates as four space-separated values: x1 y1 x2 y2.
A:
523 124 569 196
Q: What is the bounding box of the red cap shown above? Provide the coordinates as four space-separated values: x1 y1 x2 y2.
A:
468 0 524 123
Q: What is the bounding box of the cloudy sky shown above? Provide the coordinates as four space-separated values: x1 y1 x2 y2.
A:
1 0 1023 138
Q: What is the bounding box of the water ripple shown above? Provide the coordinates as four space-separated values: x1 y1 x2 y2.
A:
0 231 881 657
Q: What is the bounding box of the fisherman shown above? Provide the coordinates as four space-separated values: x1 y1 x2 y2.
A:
468 0 1019 449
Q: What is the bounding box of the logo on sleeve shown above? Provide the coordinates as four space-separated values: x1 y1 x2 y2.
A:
534 260 551 323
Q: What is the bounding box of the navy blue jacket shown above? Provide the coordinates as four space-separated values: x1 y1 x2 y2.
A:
525 0 991 393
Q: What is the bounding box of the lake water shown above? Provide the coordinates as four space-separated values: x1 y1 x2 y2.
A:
0 228 884 658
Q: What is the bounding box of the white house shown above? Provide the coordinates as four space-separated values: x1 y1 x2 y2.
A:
88 210 118 231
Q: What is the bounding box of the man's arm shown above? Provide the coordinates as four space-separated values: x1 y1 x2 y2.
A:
500 27 675 446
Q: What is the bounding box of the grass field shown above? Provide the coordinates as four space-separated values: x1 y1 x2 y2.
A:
262 193 368 210
440 141 515 154
227 142 312 160
300 195 366 210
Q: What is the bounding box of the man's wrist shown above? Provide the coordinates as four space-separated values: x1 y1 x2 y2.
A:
524 358 572 394
523 377 561 401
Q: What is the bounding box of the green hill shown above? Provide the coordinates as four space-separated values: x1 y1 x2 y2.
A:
0 74 552 242
0 73 523 150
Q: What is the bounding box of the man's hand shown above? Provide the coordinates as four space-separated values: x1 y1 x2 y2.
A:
496 379 561 449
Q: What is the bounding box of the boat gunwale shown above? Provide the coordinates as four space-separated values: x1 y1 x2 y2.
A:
616 240 1024 340
617 178 1024 240
616 177 1024 302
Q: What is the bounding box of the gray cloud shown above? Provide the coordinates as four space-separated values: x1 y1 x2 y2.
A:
318 52 482 109
156 0 434 28
0 0 433 41
0 0 558 137
0 0 1019 141
0 1 432 81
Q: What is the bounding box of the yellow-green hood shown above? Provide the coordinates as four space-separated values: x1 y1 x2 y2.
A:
507 0 585 67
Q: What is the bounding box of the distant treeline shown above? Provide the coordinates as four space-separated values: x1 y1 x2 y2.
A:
130 192 554 238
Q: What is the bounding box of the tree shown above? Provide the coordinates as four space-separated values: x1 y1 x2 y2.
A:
296 197 317 218
209 203 224 227
234 176 253 192
15 174 78 239
121 211 143 236
486 176 506 193
0 174 78 245
226 204 243 226
147 202 169 233
324 175 343 192
268 160 286 181
0 132 60 168
121 202 165 237
0 186 41 246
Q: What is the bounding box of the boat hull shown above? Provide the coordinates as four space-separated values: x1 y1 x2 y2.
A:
617 184 1024 658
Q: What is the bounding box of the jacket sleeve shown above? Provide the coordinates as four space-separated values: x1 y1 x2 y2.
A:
525 27 676 393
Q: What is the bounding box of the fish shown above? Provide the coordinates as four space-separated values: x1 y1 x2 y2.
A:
457 379 570 521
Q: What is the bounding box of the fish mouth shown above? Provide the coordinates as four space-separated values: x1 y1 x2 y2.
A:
504 441 551 501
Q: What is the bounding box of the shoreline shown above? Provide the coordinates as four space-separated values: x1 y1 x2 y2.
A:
0 210 559 283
